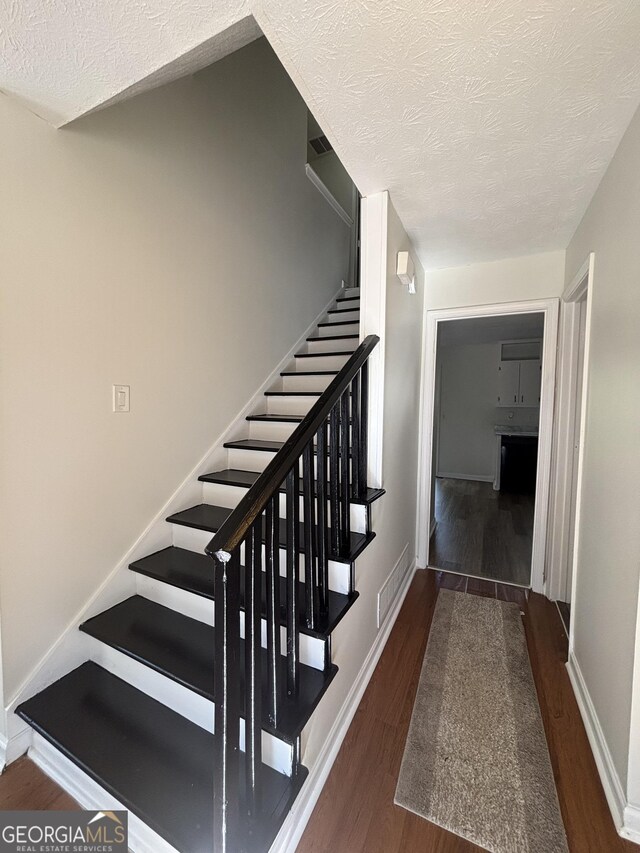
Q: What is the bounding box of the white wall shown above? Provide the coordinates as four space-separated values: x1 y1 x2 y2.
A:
437 342 539 479
425 250 566 309
294 191 425 814
0 38 349 709
565 102 640 822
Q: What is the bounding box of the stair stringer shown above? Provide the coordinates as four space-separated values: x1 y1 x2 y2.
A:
3 285 345 768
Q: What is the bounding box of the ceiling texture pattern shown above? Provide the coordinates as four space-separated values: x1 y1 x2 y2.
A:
3 0 640 267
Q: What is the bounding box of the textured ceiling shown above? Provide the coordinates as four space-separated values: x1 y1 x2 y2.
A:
3 0 640 267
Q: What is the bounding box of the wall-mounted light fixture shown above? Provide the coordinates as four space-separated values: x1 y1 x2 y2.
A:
396 251 416 294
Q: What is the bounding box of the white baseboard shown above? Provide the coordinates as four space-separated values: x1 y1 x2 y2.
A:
29 734 177 853
269 559 417 853
436 472 494 483
566 652 627 834
5 286 344 749
622 803 640 844
0 724 33 771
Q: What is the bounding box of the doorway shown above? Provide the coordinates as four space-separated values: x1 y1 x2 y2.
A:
417 299 559 594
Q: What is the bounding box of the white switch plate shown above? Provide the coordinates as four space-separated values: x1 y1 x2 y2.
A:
113 385 130 413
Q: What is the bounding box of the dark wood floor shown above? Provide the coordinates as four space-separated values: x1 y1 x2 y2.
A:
297 570 635 853
429 477 534 586
0 572 630 853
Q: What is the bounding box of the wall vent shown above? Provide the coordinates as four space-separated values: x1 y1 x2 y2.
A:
309 135 333 156
377 544 411 629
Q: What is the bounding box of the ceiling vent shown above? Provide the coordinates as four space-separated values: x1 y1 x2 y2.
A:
309 135 333 155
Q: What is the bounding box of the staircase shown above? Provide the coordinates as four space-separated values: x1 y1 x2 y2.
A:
16 287 382 852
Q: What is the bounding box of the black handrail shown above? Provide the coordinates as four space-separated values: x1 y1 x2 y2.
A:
205 334 379 559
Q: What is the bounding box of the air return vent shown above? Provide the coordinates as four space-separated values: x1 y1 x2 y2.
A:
309 135 333 156
377 545 411 628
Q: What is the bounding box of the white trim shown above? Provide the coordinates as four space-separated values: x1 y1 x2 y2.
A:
566 254 595 649
416 298 559 593
622 804 640 844
269 560 417 853
0 724 33 771
359 191 388 489
29 734 178 853
547 253 594 603
4 286 345 740
567 653 626 831
305 164 353 227
435 472 494 483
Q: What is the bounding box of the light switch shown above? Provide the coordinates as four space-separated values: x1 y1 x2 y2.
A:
113 385 130 413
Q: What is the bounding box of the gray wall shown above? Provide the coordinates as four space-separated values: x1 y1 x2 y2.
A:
565 102 640 794
0 38 349 709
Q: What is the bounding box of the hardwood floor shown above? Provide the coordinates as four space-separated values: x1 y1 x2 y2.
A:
298 570 634 853
429 477 534 586
0 572 631 853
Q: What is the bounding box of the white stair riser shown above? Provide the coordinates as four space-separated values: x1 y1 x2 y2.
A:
324 309 359 323
341 287 360 298
292 354 351 372
201 481 368 534
315 322 359 338
135 574 326 670
304 337 357 355
86 638 294 776
227 447 275 471
280 373 336 393
249 419 298 443
265 395 317 416
170 524 351 593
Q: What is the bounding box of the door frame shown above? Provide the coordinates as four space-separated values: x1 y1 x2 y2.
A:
546 254 594 609
416 298 559 594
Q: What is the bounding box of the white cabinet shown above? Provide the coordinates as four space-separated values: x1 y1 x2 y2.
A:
518 360 542 406
496 346 541 408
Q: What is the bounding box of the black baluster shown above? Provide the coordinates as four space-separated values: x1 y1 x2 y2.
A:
285 464 299 695
244 522 262 817
340 389 351 553
329 405 340 556
351 372 361 500
316 421 329 615
265 495 280 727
213 550 241 853
359 360 369 498
302 443 317 630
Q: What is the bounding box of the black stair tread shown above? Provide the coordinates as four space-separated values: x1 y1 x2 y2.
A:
225 438 284 452
167 503 374 563
294 351 353 358
129 547 358 639
16 662 305 853
79 597 337 743
223 439 352 457
327 307 359 314
199 468 386 507
280 370 339 376
335 295 360 302
306 334 359 342
317 320 358 328
247 413 304 423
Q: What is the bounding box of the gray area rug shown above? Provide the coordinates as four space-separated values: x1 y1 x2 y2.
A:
395 590 569 853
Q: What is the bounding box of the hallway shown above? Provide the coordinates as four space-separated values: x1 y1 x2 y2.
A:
429 478 534 586
297 570 633 853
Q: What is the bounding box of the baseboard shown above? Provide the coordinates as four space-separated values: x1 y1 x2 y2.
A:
29 734 177 853
436 472 494 483
5 286 345 748
566 652 627 833
0 724 33 772
622 803 640 843
269 558 417 853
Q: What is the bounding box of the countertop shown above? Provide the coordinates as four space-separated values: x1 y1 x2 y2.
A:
494 425 539 437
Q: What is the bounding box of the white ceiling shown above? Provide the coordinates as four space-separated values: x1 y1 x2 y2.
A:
438 313 545 347
3 0 640 268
